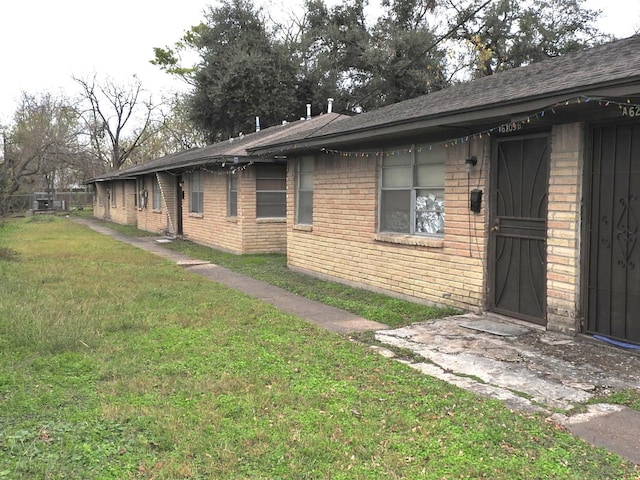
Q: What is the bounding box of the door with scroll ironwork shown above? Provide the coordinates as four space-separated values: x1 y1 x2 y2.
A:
587 121 640 344
489 134 550 325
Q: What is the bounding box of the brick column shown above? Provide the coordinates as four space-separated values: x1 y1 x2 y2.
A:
546 123 584 334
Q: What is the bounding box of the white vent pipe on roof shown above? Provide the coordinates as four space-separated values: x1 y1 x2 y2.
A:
255 116 260 132
306 103 311 120
327 98 334 113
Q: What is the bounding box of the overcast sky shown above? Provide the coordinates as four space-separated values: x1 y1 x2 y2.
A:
0 0 638 125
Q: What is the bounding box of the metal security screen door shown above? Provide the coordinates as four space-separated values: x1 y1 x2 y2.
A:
587 121 640 344
490 134 550 324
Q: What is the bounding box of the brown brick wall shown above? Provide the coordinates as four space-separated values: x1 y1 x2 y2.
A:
137 174 169 234
286 125 585 334
287 140 489 311
546 123 583 334
181 170 242 252
93 183 108 219
157 173 178 235
109 180 137 225
181 167 286 254
93 180 136 225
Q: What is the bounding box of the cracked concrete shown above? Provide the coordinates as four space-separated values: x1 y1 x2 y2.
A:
373 314 640 463
374 314 640 414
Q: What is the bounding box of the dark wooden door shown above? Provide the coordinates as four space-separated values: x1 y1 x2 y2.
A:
490 134 550 324
587 122 640 344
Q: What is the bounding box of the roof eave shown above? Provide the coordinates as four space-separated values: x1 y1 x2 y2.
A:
250 79 640 155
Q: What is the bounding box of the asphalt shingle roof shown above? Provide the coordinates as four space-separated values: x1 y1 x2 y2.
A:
89 112 346 181
249 35 640 151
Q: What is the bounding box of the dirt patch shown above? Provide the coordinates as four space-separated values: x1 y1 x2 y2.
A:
0 247 19 261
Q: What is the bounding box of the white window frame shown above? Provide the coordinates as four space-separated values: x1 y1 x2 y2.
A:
255 164 286 218
228 173 238 217
296 156 314 225
190 171 203 214
379 144 445 236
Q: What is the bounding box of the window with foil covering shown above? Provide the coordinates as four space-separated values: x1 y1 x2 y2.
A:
380 144 445 236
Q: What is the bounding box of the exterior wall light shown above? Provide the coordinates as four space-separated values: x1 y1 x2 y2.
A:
465 156 478 173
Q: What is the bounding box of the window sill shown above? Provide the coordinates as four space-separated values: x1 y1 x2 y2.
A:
188 212 203 218
226 216 238 223
293 224 313 232
257 218 286 224
152 209 162 214
375 233 444 248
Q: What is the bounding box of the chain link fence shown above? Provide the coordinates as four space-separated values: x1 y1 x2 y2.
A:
5 191 94 214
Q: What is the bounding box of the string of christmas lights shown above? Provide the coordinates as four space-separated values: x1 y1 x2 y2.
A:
258 95 639 158
162 161 255 177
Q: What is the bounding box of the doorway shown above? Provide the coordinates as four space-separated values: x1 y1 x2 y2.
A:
586 121 640 344
489 134 550 325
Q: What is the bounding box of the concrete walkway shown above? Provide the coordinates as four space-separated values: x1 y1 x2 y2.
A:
71 217 640 465
73 218 386 335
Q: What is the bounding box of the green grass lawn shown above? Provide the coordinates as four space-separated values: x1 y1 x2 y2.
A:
87 214 460 329
0 217 638 479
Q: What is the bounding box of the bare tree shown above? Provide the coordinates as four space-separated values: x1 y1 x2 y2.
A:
75 74 160 171
0 93 80 215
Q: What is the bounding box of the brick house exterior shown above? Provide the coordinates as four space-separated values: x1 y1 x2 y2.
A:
251 36 640 344
88 113 344 254
92 179 137 225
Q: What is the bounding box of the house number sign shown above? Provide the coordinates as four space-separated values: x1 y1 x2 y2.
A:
497 122 523 133
621 105 640 118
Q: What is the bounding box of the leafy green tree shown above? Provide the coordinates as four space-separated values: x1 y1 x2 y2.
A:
451 0 608 77
151 0 611 127
294 0 371 113
359 0 447 109
155 0 301 142
291 0 448 113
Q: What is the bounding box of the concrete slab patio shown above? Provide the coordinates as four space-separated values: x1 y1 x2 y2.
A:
375 315 640 464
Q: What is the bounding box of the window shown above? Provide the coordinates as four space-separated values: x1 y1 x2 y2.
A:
256 164 286 218
228 173 237 217
380 144 445 235
121 183 126 208
152 179 162 210
137 178 147 209
190 171 203 214
296 156 314 225
110 184 116 208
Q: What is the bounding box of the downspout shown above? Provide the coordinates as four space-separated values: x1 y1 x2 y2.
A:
156 172 175 236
